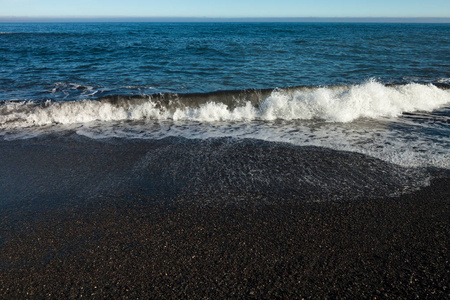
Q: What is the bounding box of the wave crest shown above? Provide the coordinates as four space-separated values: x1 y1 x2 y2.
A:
1 80 449 128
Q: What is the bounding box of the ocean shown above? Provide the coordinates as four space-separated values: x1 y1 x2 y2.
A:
0 22 449 203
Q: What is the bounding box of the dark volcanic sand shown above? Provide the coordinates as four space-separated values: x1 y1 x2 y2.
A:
0 137 449 298
0 179 448 299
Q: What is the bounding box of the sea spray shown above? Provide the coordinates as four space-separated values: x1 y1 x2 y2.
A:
1 81 449 127
1 81 449 170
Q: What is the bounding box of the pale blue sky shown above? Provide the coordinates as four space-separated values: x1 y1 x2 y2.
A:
0 0 449 18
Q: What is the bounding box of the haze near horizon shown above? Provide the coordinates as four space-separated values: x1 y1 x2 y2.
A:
1 0 449 19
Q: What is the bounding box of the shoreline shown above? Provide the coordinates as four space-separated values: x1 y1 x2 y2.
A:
1 177 448 298
0 136 448 297
1 20 449 298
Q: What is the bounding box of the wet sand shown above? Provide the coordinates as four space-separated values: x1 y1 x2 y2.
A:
0 137 448 298
0 178 449 298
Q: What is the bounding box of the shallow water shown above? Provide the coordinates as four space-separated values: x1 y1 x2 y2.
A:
0 136 435 206
2 81 449 169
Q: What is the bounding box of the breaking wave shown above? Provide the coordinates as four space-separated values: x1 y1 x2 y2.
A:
1 80 450 128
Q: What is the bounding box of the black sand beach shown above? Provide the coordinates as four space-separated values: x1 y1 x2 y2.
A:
0 136 448 298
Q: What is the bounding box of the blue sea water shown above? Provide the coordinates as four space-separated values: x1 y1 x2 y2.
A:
0 22 449 172
1 22 449 100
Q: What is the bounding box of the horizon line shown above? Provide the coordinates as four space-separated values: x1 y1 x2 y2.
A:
1 16 450 23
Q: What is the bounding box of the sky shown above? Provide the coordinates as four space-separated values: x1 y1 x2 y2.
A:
0 0 449 19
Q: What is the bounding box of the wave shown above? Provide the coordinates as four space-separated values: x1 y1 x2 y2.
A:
1 80 450 128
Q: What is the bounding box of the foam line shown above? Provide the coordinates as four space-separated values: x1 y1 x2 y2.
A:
1 81 449 128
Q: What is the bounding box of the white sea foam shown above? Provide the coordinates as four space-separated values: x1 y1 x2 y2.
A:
1 81 449 170
71 117 450 170
437 78 450 84
168 81 450 122
260 81 450 122
1 81 449 127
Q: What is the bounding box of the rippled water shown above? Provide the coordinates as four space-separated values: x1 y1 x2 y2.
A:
1 22 449 101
